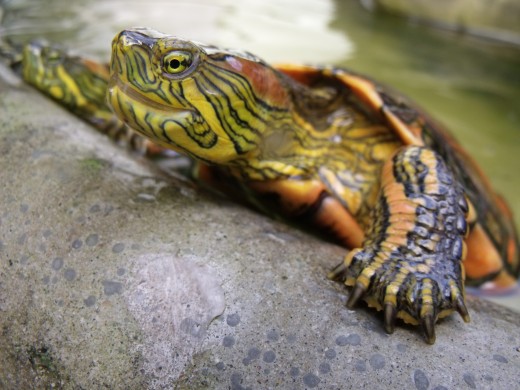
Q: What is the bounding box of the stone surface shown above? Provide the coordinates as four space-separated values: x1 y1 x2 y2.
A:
1 65 520 389
371 0 520 45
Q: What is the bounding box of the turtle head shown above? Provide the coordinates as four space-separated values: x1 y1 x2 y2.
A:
107 28 293 164
21 41 109 116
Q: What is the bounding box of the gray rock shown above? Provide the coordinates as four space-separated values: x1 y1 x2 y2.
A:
1 66 520 389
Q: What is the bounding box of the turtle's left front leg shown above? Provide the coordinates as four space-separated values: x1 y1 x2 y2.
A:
330 146 470 344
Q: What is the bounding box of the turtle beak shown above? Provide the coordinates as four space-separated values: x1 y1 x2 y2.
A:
116 30 153 49
109 28 159 77
113 28 166 50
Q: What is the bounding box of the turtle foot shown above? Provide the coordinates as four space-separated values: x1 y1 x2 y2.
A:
329 146 471 344
330 249 470 344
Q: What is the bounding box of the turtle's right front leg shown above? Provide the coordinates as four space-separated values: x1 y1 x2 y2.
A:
330 146 470 344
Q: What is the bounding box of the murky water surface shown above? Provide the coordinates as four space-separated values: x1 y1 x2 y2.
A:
1 0 519 309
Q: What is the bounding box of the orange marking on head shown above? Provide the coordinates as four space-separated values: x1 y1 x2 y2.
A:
217 58 292 108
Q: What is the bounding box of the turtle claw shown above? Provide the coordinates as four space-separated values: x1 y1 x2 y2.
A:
455 296 470 323
384 303 396 334
346 282 366 309
333 247 469 343
421 314 436 345
327 261 348 281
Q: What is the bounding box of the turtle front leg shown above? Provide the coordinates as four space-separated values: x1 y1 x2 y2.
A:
330 146 470 344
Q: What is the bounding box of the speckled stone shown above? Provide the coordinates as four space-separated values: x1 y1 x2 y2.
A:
1 65 520 389
86 234 99 247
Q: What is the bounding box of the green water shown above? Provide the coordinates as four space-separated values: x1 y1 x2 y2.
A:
1 0 519 308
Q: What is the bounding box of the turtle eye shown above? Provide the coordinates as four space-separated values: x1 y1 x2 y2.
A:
44 49 62 64
162 51 193 76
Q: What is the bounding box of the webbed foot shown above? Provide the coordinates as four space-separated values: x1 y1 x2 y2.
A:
330 146 470 344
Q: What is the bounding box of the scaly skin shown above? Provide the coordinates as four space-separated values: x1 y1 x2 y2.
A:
105 28 520 344
20 41 156 154
329 147 470 343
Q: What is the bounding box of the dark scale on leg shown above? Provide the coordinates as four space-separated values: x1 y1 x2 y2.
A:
330 146 470 344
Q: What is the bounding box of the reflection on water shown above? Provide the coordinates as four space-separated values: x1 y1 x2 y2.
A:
0 0 352 62
1 0 519 310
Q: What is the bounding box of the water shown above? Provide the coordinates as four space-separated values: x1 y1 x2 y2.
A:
1 0 519 310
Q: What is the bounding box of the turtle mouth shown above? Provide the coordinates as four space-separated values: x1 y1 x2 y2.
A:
109 77 188 114
107 76 196 149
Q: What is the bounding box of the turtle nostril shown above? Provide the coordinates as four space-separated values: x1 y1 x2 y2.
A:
118 28 157 49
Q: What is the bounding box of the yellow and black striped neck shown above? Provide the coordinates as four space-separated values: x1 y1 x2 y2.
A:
107 28 395 182
22 41 116 130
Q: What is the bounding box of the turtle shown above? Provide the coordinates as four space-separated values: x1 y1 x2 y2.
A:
17 40 158 155
17 29 520 344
